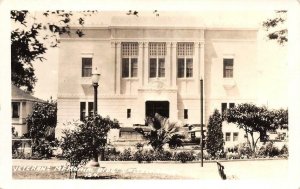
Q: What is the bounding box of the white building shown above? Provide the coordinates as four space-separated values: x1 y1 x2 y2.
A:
55 13 286 147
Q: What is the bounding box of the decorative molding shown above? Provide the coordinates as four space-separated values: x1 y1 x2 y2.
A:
57 93 138 99
60 38 111 41
138 42 144 47
111 41 116 48
211 39 256 43
80 53 94 57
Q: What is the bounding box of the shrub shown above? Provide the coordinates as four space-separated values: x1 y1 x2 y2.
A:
265 142 280 157
119 148 133 161
31 139 58 159
280 144 288 155
105 147 120 161
237 143 252 158
257 142 281 157
174 151 195 163
225 152 240 160
206 110 224 157
195 151 211 160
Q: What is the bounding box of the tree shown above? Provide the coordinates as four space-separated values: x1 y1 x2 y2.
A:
223 103 288 154
60 115 120 178
11 10 97 92
135 113 186 151
206 109 224 157
26 98 57 141
262 10 287 45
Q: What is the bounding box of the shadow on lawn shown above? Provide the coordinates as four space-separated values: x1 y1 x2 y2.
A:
76 175 118 179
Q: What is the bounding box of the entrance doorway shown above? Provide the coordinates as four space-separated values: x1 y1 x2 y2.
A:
145 101 170 118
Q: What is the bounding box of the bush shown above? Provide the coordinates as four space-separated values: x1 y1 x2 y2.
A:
237 143 252 158
31 139 58 159
119 148 134 161
225 152 240 160
257 142 281 158
195 151 211 160
265 142 280 157
174 151 195 163
105 147 120 161
280 144 288 155
156 150 172 161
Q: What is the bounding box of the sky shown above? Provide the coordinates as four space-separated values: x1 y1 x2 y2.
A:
28 10 288 109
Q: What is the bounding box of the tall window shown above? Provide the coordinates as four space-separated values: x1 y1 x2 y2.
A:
221 102 235 114
233 132 239 141
149 42 166 78
221 103 227 114
80 102 94 120
177 43 193 78
184 109 188 119
88 102 94 116
223 58 234 78
12 102 20 118
122 42 138 78
80 102 86 121
82 58 92 77
127 109 131 118
225 132 231 141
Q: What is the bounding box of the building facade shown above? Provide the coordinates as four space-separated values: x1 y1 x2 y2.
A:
11 85 43 136
56 16 259 145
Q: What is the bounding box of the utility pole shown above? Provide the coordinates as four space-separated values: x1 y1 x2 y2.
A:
200 78 204 167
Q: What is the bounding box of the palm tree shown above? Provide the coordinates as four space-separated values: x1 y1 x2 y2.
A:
135 113 186 151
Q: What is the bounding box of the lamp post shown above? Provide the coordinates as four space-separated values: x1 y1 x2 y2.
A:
88 68 100 167
200 78 204 167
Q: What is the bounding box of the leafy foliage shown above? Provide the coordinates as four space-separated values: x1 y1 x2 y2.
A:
262 10 287 45
206 109 224 157
60 115 120 170
223 103 288 153
174 151 195 163
26 99 57 141
135 113 186 151
11 10 97 92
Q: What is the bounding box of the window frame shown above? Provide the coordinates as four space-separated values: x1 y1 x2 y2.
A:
127 109 131 119
80 102 86 121
225 132 231 142
223 58 234 78
149 42 166 78
177 42 194 78
121 42 139 78
184 109 188 119
12 102 20 118
233 132 239 141
80 102 94 121
82 57 93 77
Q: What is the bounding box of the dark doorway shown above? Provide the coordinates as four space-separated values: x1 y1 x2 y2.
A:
145 101 169 118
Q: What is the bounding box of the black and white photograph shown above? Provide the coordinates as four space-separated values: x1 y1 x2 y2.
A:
1 0 300 189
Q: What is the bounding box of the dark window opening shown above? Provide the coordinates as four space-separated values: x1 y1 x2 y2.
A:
82 58 92 77
184 109 188 119
80 102 86 121
221 103 227 114
223 58 234 78
12 102 20 118
127 109 131 118
88 102 94 116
